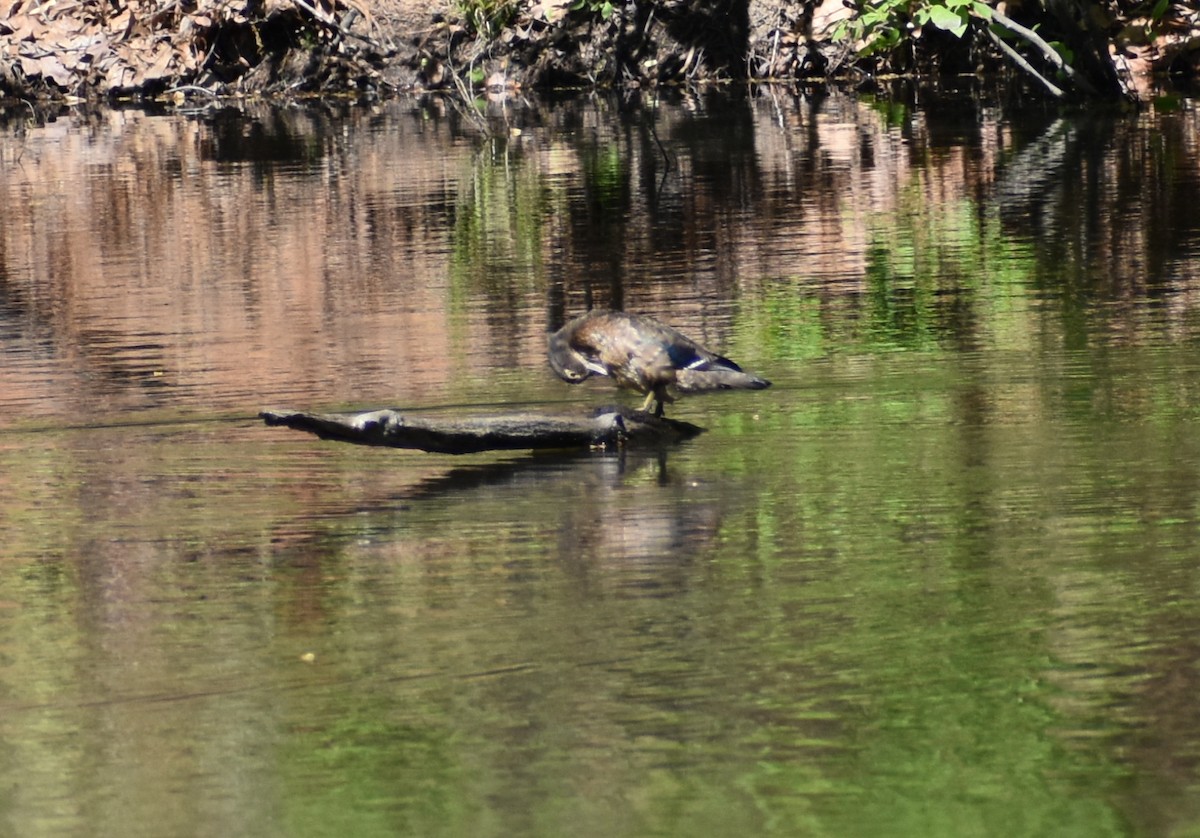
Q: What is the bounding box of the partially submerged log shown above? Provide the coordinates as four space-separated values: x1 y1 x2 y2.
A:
259 405 704 454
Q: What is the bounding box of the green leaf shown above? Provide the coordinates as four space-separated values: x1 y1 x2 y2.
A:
926 4 968 37
861 7 891 26
863 26 902 55
1047 39 1074 64
970 1 991 20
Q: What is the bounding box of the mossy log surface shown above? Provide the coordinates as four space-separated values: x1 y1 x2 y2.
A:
259 406 704 454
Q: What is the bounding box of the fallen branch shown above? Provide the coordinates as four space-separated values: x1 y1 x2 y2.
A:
260 405 704 454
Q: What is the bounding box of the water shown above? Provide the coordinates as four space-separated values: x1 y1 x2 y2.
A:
2 91 1200 837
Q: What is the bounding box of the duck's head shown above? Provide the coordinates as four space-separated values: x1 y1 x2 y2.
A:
548 330 594 383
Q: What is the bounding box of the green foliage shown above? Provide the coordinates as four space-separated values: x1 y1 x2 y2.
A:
455 0 522 37
570 0 615 21
832 0 991 56
1046 39 1075 66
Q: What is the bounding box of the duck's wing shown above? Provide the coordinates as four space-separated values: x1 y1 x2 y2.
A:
643 320 747 374
645 319 771 392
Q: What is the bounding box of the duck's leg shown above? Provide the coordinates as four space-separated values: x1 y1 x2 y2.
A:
652 385 673 417
640 390 658 414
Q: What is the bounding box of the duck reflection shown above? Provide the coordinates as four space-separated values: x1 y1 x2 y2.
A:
410 447 723 580
552 452 723 578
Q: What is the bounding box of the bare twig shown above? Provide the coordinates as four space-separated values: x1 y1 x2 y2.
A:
165 84 222 98
987 8 1099 97
645 110 673 172
985 24 1065 98
444 53 491 134
291 0 383 49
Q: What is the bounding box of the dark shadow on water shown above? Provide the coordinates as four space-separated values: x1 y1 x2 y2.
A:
267 437 727 589
402 444 677 501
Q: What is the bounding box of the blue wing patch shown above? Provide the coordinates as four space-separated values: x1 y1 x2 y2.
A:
666 343 704 370
666 343 743 372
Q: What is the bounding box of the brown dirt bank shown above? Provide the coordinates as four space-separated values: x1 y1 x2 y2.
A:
0 0 831 100
0 0 444 100
1 0 1198 103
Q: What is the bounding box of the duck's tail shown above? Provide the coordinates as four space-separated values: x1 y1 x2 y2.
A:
675 367 771 393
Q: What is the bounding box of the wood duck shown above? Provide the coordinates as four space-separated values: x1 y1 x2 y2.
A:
548 310 771 417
